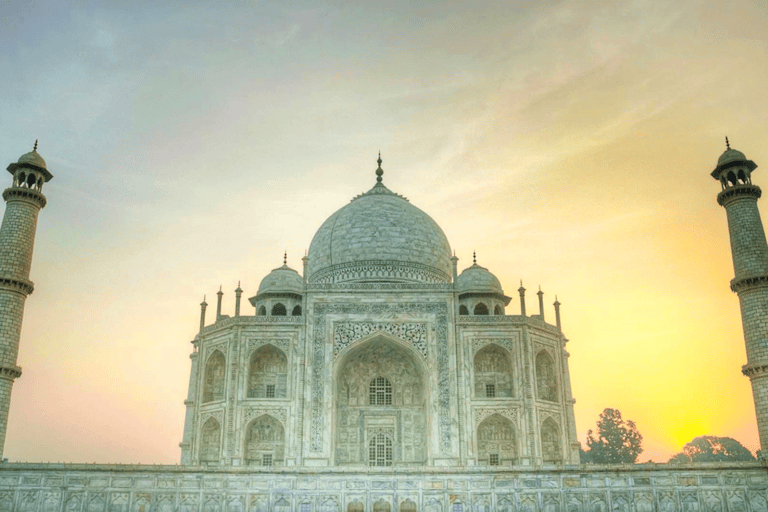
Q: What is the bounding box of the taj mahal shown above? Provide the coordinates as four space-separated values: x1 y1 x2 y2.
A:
178 154 579 469
0 143 767 511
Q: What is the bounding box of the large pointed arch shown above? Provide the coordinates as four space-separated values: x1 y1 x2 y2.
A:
535 349 558 402
333 331 429 466
203 350 226 403
247 344 288 398
244 414 285 466
541 417 561 462
477 413 517 465
199 417 221 463
473 343 513 398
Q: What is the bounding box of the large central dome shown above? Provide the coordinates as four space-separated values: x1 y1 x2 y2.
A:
307 165 452 284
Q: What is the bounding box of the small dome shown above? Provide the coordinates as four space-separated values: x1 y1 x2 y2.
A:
256 264 303 296
717 148 747 167
17 150 47 170
711 145 757 179
6 143 54 182
456 263 504 296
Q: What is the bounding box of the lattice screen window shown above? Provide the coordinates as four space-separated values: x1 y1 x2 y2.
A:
262 454 272 467
486 383 496 398
266 384 275 398
300 504 311 512
369 377 392 405
368 433 393 466
489 453 500 465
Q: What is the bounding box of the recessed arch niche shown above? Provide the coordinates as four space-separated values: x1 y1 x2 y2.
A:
244 414 285 466
247 344 287 398
334 333 428 466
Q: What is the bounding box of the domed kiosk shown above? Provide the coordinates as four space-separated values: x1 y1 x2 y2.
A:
179 154 580 484
250 255 304 317
456 253 511 316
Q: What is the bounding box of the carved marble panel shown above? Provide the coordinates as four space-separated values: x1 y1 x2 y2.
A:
311 302 450 453
334 322 427 358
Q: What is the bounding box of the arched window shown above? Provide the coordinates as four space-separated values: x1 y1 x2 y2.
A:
535 350 558 401
474 344 513 398
248 345 288 398
200 417 221 462
369 433 393 467
541 418 561 462
271 303 286 316
400 500 417 512
494 305 503 315
477 414 516 465
728 171 738 186
292 305 302 316
244 415 285 466
372 500 391 512
369 377 392 405
474 303 489 315
459 305 469 315
258 305 266 316
347 501 364 512
203 351 225 403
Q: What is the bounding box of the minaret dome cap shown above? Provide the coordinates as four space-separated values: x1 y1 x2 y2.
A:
711 147 757 180
7 144 54 182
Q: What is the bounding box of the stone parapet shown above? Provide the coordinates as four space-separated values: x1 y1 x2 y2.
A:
0 463 766 511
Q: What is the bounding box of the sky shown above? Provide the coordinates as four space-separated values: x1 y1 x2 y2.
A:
1 0 767 464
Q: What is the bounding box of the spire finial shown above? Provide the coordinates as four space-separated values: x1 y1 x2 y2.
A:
376 152 383 183
284 251 287 265
33 140 38 152
726 136 731 150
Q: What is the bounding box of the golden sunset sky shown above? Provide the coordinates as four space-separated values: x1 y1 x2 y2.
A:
1 0 767 464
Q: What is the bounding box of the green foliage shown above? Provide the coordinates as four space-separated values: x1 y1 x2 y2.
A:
583 408 643 464
668 436 756 463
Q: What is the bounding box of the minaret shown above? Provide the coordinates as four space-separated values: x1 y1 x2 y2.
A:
712 138 768 452
0 142 53 459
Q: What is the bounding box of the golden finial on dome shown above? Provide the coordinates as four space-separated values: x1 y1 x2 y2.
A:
33 140 38 152
726 136 731 150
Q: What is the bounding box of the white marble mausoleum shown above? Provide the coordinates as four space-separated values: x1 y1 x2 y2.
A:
179 156 580 469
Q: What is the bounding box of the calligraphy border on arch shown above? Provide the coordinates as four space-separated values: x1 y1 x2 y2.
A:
471 337 518 356
311 302 450 453
245 338 290 356
242 407 288 426
333 322 428 359
474 407 520 427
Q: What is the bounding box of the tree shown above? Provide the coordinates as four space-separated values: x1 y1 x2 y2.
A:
584 408 643 464
669 436 756 463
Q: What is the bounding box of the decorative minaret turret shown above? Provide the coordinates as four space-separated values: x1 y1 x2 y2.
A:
537 286 545 320
712 138 768 452
0 142 53 459
518 280 526 316
553 296 562 332
199 296 207 332
216 286 223 320
234 282 242 317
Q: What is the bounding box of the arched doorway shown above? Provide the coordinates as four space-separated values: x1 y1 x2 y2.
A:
334 334 427 466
